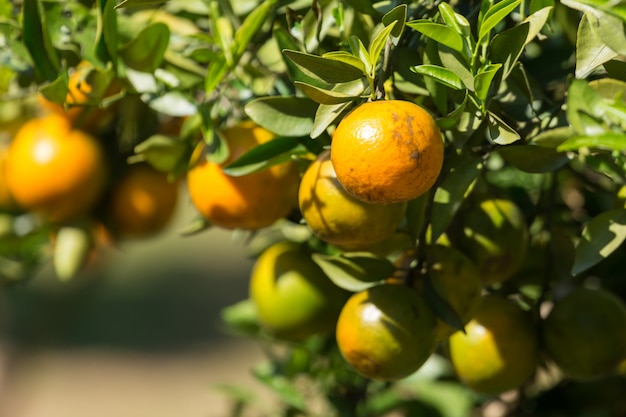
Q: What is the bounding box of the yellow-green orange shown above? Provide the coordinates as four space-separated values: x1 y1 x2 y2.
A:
331 100 444 204
449 295 540 395
336 283 437 381
417 244 482 341
249 241 346 341
449 196 528 285
542 288 626 381
299 151 407 250
5 113 107 222
187 122 300 230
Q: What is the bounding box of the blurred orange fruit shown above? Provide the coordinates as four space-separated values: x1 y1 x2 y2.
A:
108 163 179 238
5 113 108 222
187 121 300 230
331 100 443 204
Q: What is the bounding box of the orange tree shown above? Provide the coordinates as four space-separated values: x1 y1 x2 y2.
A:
2 0 626 415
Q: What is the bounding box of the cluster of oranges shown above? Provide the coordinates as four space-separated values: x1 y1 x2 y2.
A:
184 99 626 395
1 62 181 279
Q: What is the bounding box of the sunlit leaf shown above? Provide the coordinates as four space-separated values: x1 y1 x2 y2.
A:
478 0 522 41
382 4 407 38
312 252 394 292
572 209 626 275
407 20 465 52
411 64 465 90
575 13 618 79
557 133 626 152
283 50 365 83
487 111 520 144
223 137 302 176
245 96 317 137
119 22 170 72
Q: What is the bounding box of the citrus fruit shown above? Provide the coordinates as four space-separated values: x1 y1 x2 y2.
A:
38 62 119 132
542 288 626 381
249 240 347 341
299 151 407 250
5 113 108 222
417 244 483 341
107 163 179 238
336 283 437 381
449 295 540 395
448 196 528 285
330 100 444 204
187 121 300 230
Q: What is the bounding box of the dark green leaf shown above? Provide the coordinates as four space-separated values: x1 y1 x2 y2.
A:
407 20 465 52
344 0 379 16
557 133 626 152
490 23 529 79
411 64 465 90
382 4 407 38
38 70 69 104
245 96 318 137
423 275 466 333
22 0 59 81
500 144 570 173
478 0 522 41
572 209 626 275
119 22 170 72
204 57 228 93
96 0 118 64
430 154 482 243
223 137 301 176
115 0 168 9
283 50 365 83
437 93 468 130
311 252 393 292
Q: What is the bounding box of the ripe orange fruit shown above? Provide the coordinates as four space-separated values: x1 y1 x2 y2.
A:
336 283 437 381
542 288 626 381
187 121 300 230
449 295 540 395
249 240 347 341
416 244 483 341
330 100 444 204
449 196 528 285
107 163 179 238
38 62 119 132
5 113 108 222
298 151 407 250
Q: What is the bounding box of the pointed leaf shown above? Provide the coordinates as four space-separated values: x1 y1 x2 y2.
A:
22 0 59 81
438 2 472 38
294 81 361 105
119 22 170 72
311 252 394 292
576 13 618 79
311 101 353 139
133 134 188 172
500 144 570 173
479 0 522 41
382 4 407 38
572 209 626 275
245 96 318 137
407 20 465 52
115 0 168 9
283 50 365 84
322 51 367 74
423 275 466 333
487 111 520 144
490 23 529 79
223 137 301 176
368 21 397 71
411 64 465 90
474 63 502 102
232 0 276 59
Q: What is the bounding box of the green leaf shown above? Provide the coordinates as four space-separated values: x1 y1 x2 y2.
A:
490 23 529 79
437 93 468 130
283 50 365 84
311 252 394 292
572 209 626 275
474 63 502 102
562 0 626 23
438 2 472 38
423 39 449 114
96 0 118 64
294 81 362 105
430 154 482 243
54 225 92 282
438 46 474 90
382 4 407 38
38 70 69 104
349 36 372 75
499 144 570 172
132 134 188 172
407 20 465 52
322 51 367 74
147 91 197 117
575 13 618 79
204 57 228 93
423 275 466 333
119 22 170 72
311 101 353 139
232 0 275 59
567 79 605 134
557 133 626 152
487 111 520 144
245 96 317 137
22 0 59 81
368 21 397 72
221 299 260 336
478 0 522 41
531 126 577 148
115 0 168 9
344 0 379 16
411 64 465 90
223 137 301 176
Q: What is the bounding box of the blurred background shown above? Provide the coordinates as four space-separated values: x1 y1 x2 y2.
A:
0 184 272 417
